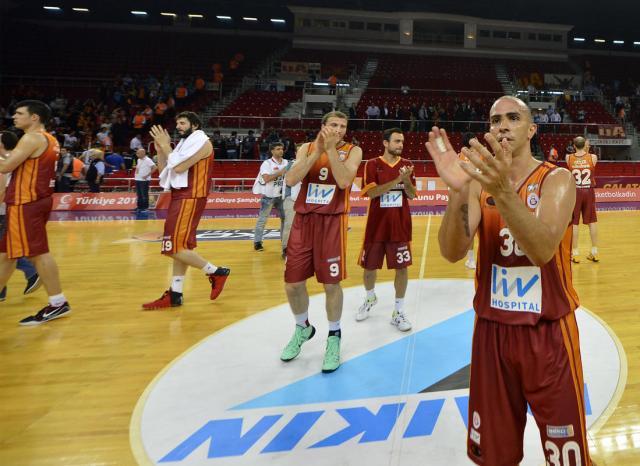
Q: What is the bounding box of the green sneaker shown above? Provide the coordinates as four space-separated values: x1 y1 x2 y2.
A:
280 325 316 362
322 335 341 373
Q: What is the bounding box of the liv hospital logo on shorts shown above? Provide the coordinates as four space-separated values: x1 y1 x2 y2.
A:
131 280 624 466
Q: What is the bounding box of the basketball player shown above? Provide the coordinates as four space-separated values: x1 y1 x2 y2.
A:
425 96 593 466
143 112 230 309
356 128 416 331
280 111 362 373
0 100 71 325
566 137 598 263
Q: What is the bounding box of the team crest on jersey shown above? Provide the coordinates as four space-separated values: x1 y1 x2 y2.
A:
338 150 348 161
527 183 539 192
527 193 540 209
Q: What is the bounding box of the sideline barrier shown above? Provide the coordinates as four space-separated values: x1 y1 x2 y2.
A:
50 188 640 211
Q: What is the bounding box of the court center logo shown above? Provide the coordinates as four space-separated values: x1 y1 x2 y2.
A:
131 280 623 466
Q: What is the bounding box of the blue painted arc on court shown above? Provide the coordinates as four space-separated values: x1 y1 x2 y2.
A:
233 310 475 410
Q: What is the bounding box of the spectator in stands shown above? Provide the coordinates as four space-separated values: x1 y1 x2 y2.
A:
105 151 125 173
366 104 380 119
225 131 242 158
548 144 559 163
130 133 143 152
175 83 188 102
400 84 410 95
283 137 296 160
538 110 549 132
55 147 74 193
328 74 338 95
212 130 226 159
71 153 85 187
242 130 257 159
550 108 562 124
418 103 429 132
154 100 168 125
63 130 78 150
85 149 105 193
134 148 157 213
381 102 390 120
348 103 358 120
252 142 287 252
132 111 146 130
577 109 586 123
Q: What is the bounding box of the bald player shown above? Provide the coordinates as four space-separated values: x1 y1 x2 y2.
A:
0 100 71 325
566 137 599 263
426 96 594 466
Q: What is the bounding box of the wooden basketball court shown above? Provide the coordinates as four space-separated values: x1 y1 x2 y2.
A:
0 210 637 465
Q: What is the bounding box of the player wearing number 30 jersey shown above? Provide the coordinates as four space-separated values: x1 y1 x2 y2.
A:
426 96 593 466
356 128 416 331
281 111 362 374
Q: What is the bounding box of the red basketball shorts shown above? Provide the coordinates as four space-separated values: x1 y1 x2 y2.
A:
0 197 52 259
284 212 347 284
572 188 597 225
467 313 592 466
161 197 207 255
358 241 412 270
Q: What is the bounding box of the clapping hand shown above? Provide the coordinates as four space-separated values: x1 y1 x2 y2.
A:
424 127 471 192
459 133 513 197
398 165 413 183
149 125 171 147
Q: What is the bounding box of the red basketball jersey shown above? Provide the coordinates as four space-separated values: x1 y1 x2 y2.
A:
6 131 59 206
361 156 415 243
567 153 596 189
295 142 355 215
171 152 214 199
474 162 579 325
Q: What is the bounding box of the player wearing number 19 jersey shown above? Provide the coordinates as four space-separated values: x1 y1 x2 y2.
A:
281 111 362 374
566 136 599 263
427 96 593 466
356 128 416 330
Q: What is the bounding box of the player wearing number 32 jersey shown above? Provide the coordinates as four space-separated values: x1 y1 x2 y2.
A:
426 96 594 466
356 128 416 331
281 111 362 374
143 112 230 310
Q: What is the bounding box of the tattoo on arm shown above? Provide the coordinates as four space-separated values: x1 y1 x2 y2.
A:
461 204 470 237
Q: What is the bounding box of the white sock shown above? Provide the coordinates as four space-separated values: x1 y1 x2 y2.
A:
328 320 341 331
295 311 309 327
591 247 598 255
366 288 375 300
49 293 66 307
572 248 579 256
202 263 218 274
171 276 185 293
467 250 474 260
395 298 404 312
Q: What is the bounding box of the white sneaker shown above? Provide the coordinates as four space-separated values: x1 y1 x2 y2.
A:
464 259 476 269
391 311 412 332
356 295 377 321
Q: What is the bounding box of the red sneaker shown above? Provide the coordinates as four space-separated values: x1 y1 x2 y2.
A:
142 289 183 310
208 267 231 300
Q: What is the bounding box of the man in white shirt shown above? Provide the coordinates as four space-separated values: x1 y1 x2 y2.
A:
130 134 143 152
252 142 288 252
134 148 158 212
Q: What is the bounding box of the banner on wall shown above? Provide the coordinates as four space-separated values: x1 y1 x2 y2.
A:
50 188 640 211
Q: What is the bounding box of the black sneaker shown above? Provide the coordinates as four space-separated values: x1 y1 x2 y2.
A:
23 274 42 295
0 286 6 302
19 302 71 326
254 241 264 251
281 247 287 260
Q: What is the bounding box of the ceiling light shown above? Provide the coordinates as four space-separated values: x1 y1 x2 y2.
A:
270 18 286 23
216 15 232 20
72 7 89 12
573 37 585 42
634 41 640 46
161 12 176 17
243 17 258 21
466 35 474 39
43 6 61 10
131 11 147 16
188 14 204 18
613 40 624 44
594 39 605 43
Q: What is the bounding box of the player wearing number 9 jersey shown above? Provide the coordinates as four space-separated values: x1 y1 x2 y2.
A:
566 136 599 264
356 128 416 331
280 111 362 374
142 112 230 310
426 96 594 466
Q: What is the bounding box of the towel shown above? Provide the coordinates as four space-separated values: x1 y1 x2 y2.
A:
159 129 210 190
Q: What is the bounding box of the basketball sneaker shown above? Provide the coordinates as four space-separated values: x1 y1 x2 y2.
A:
356 294 377 321
208 267 231 300
322 335 341 373
280 324 316 362
142 289 183 310
254 242 264 252
24 273 42 295
391 311 412 332
464 259 476 269
19 302 71 326
571 255 580 264
587 253 600 263
0 286 6 302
